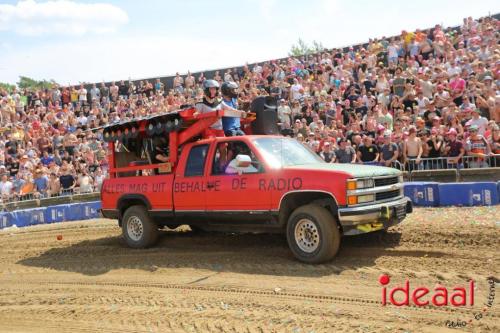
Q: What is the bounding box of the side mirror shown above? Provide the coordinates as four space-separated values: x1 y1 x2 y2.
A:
235 154 252 168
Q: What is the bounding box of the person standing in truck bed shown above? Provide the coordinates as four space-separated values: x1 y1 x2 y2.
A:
221 82 247 136
194 80 224 138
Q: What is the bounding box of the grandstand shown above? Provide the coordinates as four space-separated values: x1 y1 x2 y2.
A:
0 13 498 211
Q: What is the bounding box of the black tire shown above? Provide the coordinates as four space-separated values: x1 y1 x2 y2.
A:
122 205 159 248
286 204 341 264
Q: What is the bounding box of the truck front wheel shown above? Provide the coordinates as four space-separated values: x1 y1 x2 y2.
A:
286 204 340 264
122 205 159 248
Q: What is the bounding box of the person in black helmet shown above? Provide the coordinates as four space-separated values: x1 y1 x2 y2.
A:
194 79 225 138
220 81 247 136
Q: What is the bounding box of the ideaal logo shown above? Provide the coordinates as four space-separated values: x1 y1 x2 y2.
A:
379 274 474 307
379 274 496 328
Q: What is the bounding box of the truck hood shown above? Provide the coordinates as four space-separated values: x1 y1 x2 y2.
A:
287 163 401 178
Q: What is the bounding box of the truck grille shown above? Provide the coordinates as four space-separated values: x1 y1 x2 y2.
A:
374 176 399 187
375 189 401 201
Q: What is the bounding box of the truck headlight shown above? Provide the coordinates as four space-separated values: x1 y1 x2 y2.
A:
347 194 375 205
357 194 375 204
347 178 374 190
398 175 404 183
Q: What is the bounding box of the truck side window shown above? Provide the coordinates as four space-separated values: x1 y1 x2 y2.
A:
185 144 208 177
212 141 262 175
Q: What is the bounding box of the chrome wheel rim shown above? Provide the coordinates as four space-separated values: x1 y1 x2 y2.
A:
294 218 320 253
127 216 143 241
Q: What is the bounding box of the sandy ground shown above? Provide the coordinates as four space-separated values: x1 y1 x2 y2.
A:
0 207 499 333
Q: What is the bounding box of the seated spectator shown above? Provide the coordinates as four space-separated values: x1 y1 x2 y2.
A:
33 169 49 198
319 142 335 163
465 125 491 168
379 131 399 167
425 128 445 169
444 128 465 167
0 174 13 202
357 136 379 164
59 166 76 194
335 139 356 163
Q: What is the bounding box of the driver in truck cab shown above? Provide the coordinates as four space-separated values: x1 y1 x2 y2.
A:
224 143 258 174
220 81 247 136
194 79 225 138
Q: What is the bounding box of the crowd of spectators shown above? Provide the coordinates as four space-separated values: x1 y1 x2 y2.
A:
0 15 498 202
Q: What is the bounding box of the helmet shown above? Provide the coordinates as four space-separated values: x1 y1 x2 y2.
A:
203 79 219 98
221 81 239 98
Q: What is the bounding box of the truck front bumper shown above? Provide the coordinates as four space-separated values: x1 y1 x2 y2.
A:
338 197 413 236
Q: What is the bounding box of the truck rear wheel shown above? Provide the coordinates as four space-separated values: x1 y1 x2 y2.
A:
286 204 340 264
122 205 159 248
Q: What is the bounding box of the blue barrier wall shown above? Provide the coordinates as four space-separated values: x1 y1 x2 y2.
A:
438 182 499 207
403 182 440 207
0 201 101 230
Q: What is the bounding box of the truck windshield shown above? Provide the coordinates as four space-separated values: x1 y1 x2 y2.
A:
253 137 325 168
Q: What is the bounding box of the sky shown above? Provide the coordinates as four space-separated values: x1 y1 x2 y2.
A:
0 0 498 85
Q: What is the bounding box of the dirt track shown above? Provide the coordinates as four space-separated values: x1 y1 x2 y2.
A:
0 207 499 333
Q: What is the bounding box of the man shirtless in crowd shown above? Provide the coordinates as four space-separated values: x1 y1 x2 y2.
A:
403 126 423 171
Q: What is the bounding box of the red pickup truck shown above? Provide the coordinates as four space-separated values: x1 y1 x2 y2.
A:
100 107 412 263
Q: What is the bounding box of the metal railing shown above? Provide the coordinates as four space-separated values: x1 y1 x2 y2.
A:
405 154 500 171
0 187 99 204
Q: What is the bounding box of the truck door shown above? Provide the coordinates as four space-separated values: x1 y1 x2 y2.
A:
173 144 209 213
205 140 272 223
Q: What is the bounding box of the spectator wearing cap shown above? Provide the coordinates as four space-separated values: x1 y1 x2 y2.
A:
465 125 491 168
466 108 488 135
306 132 320 153
379 131 399 167
335 138 356 163
319 142 335 163
431 116 442 132
444 128 464 167
357 136 379 164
